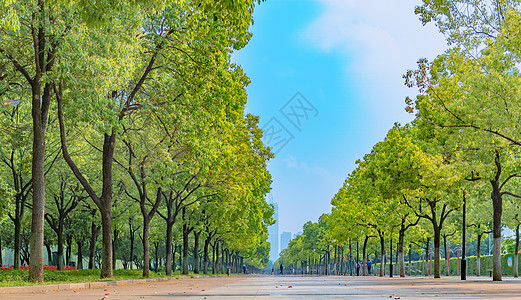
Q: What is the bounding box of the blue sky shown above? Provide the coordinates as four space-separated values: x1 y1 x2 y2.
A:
232 0 448 241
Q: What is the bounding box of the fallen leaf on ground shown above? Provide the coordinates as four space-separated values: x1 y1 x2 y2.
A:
288 286 293 288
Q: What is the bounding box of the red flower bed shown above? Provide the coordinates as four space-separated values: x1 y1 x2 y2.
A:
0 265 77 271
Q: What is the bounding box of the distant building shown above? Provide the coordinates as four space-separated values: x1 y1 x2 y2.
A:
267 195 279 262
293 231 302 239
280 231 292 253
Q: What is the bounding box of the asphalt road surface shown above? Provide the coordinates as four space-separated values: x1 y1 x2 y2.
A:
6 275 521 299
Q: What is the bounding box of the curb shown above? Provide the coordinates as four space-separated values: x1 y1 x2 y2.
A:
0 274 235 294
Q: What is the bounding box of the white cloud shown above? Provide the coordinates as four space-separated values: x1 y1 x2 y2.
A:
304 0 446 71
303 0 448 123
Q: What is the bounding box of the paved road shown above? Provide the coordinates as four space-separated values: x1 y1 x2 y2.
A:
6 275 521 299
197 276 521 299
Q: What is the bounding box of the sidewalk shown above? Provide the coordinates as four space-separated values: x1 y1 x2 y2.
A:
0 274 231 294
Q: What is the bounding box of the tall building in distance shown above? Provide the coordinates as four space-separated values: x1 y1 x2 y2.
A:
267 194 279 263
280 232 292 253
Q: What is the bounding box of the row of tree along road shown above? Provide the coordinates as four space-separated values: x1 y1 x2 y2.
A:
0 0 275 282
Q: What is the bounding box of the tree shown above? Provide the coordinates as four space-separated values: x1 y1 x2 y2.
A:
362 125 424 278
119 132 163 277
44 174 81 270
405 40 521 280
0 0 84 280
415 0 517 48
0 103 32 269
55 0 263 279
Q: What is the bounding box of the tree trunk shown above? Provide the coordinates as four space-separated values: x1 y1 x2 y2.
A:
379 235 385 276
66 236 72 266
362 236 369 276
77 241 83 270
203 236 210 274
129 222 135 270
57 221 63 271
221 246 225 274
491 177 503 281
100 208 113 278
29 80 47 282
45 243 52 266
99 133 116 279
154 241 159 272
212 242 216 275
112 228 119 270
515 225 519 278
14 218 21 269
398 229 405 277
89 222 100 269
477 234 481 276
221 245 225 274
232 253 236 273
165 222 173 276
225 249 229 273
194 231 200 274
142 218 150 277
493 232 502 281
182 224 189 275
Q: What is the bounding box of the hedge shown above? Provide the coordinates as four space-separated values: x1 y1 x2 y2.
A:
376 253 521 276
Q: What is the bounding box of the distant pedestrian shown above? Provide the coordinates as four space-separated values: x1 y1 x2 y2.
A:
280 264 284 275
243 265 247 274
271 267 274 275
367 260 372 275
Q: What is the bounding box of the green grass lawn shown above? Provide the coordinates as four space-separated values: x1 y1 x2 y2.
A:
0 269 226 287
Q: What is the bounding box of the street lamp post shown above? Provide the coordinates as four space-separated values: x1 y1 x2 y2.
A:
461 190 467 280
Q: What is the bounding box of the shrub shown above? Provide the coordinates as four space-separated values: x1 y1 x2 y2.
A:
0 265 77 271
